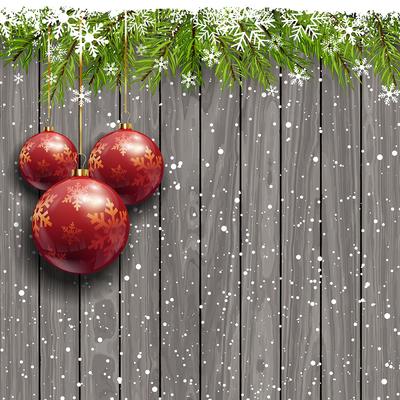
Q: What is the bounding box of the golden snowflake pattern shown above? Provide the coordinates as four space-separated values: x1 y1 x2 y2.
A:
110 164 127 183
89 142 107 170
32 192 57 238
19 142 33 166
62 183 89 211
130 146 163 192
38 134 55 152
52 143 76 163
37 159 50 174
112 134 131 156
61 222 83 245
87 198 128 258
52 144 77 176
131 146 162 171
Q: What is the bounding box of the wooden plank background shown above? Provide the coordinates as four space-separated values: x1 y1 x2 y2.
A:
1 56 400 400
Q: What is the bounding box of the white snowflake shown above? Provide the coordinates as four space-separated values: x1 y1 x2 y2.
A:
47 44 67 63
169 10 190 24
136 44 146 56
266 85 279 97
197 8 271 51
337 15 367 45
378 84 400 106
321 37 339 55
153 57 168 73
71 19 108 57
282 11 327 41
71 85 92 106
288 67 310 87
181 72 197 88
202 49 222 67
14 73 23 85
352 58 372 78
46 73 57 86
235 26 267 51
104 63 118 76
43 8 81 39
195 9 219 43
127 10 156 35
266 35 283 51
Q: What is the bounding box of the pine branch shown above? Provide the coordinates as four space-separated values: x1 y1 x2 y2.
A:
10 32 41 63
215 37 239 83
89 54 103 85
261 25 305 71
50 39 77 102
238 22 271 86
138 20 188 82
374 14 397 85
2 8 400 95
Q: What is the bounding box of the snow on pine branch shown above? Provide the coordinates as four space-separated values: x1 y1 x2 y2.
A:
1 7 400 99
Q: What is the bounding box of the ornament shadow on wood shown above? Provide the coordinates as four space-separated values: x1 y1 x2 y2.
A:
32 169 130 274
88 123 164 205
18 127 78 190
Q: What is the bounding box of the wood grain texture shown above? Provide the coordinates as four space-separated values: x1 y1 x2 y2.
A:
321 70 361 399
362 74 400 398
3 63 400 399
281 63 321 399
160 75 200 399
0 60 39 399
241 77 280 400
201 69 240 399
80 89 121 400
120 83 160 400
39 89 80 400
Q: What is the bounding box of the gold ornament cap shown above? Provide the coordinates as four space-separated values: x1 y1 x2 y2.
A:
120 122 132 130
72 168 89 177
44 126 54 132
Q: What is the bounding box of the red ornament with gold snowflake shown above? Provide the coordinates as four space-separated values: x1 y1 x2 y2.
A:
32 171 129 274
19 128 78 190
88 124 164 205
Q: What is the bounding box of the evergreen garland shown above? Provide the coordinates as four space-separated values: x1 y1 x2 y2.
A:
1 8 400 102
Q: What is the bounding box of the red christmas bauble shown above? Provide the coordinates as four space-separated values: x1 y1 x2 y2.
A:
88 125 164 205
32 172 130 274
19 128 78 190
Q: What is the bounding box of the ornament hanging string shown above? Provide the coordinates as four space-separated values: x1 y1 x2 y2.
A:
47 25 52 127
78 15 85 168
123 11 130 123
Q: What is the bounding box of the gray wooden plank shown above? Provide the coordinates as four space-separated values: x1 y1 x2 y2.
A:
0 61 39 399
321 70 361 398
39 88 80 400
201 69 240 399
80 89 120 399
281 63 321 399
241 76 281 399
362 74 400 397
160 75 200 399
120 83 160 400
